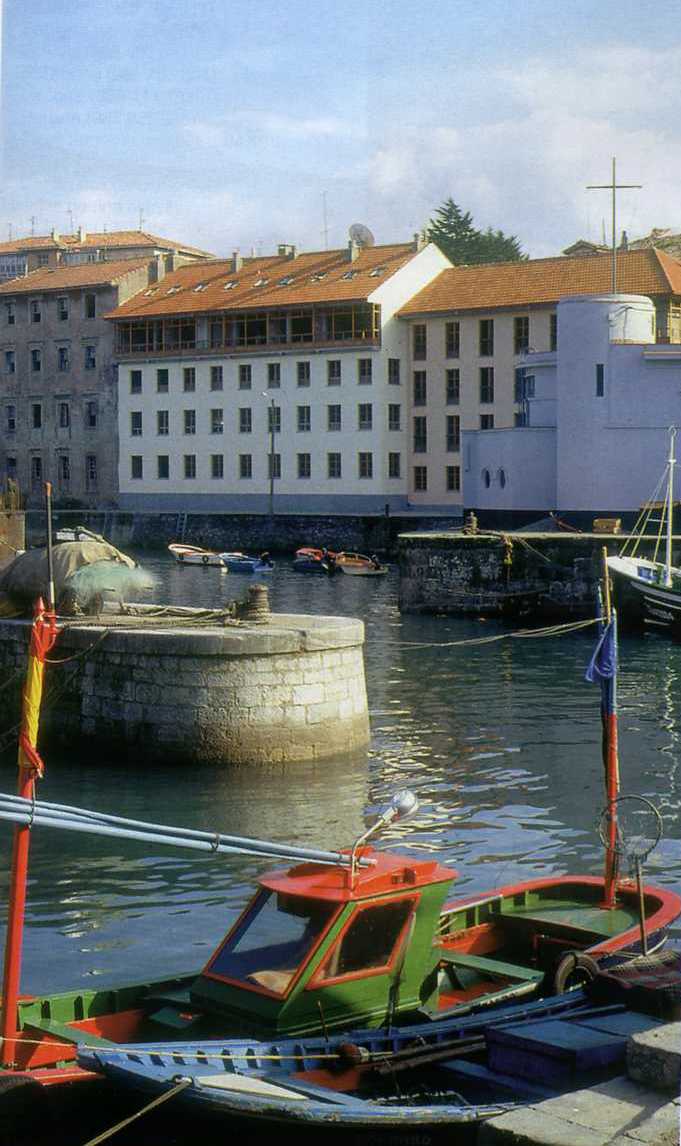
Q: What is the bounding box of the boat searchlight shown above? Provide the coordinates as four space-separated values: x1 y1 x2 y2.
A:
349 789 419 881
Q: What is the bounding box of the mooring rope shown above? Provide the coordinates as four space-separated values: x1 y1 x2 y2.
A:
80 1076 192 1145
400 615 600 651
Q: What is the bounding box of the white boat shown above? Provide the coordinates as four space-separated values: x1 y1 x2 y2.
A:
168 542 227 568
607 426 681 630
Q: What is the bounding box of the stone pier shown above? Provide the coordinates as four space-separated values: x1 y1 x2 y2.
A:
0 609 370 765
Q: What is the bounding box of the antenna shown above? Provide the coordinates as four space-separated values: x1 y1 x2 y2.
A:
139 208 145 232
30 216 36 237
322 191 329 250
67 208 74 233
349 223 375 248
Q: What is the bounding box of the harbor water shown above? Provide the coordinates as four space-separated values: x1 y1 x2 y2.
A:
1 554 680 998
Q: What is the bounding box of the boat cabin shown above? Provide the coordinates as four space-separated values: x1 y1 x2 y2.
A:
190 848 456 1037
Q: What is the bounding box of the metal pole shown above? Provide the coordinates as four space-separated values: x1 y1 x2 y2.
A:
269 399 275 517
611 157 617 293
44 481 55 612
664 426 676 587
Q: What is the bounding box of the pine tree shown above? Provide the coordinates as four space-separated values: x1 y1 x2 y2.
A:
427 199 526 265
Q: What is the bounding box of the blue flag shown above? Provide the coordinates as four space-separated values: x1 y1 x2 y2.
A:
585 616 617 716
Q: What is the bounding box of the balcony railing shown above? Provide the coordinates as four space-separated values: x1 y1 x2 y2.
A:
116 334 381 358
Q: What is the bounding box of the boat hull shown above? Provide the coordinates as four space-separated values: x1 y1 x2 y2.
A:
607 555 681 633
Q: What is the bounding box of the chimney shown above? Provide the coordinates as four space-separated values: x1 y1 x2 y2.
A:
78 226 86 243
620 230 629 251
231 250 243 273
51 228 60 242
413 231 427 252
277 244 296 259
347 239 359 262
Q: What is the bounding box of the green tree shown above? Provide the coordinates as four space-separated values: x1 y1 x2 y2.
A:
427 198 526 265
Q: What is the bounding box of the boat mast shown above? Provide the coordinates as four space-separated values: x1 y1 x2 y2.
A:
664 426 677 588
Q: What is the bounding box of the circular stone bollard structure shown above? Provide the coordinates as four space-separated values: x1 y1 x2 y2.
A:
0 608 370 765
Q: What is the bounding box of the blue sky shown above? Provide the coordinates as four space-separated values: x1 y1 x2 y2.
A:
2 0 681 258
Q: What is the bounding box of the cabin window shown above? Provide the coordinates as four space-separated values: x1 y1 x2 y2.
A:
205 890 338 995
316 897 415 981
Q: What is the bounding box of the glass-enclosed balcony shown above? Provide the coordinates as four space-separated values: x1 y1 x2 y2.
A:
115 304 381 357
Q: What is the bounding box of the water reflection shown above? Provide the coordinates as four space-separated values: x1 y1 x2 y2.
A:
1 556 680 993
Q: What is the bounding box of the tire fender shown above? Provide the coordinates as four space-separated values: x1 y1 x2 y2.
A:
202 555 209 565
553 951 599 994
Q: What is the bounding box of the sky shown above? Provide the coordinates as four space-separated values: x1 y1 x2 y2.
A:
2 0 681 260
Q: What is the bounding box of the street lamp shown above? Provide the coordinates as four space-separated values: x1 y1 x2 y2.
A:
263 393 276 517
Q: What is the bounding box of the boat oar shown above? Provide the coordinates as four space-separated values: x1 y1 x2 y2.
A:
339 1033 486 1076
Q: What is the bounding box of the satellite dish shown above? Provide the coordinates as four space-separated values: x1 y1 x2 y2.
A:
349 223 375 248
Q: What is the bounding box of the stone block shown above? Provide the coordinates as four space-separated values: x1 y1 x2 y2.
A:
306 700 341 725
292 683 325 705
628 1023 681 1094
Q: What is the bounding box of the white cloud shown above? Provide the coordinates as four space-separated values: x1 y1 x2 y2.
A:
182 110 364 150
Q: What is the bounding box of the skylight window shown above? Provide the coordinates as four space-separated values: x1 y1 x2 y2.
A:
166 285 181 295
278 276 295 286
193 283 207 292
341 271 356 281
223 281 238 290
369 266 386 277
254 278 269 287
143 288 158 296
310 272 327 282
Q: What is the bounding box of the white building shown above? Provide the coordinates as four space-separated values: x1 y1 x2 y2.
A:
464 291 681 522
110 239 451 512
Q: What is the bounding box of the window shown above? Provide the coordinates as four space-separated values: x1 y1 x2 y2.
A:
184 454 196 479
550 313 558 352
445 321 460 358
57 346 70 371
413 415 427 453
480 366 495 403
413 465 428 491
358 358 372 384
85 454 97 490
514 316 530 355
239 454 252 479
58 401 70 429
413 324 426 360
157 368 169 393
446 368 460 405
57 297 69 321
131 455 143 480
267 362 280 388
358 403 372 431
297 452 311 479
327 360 341 386
239 407 252 433
206 407 222 435
183 367 196 392
268 453 281 479
84 345 96 370
358 451 373 479
209 365 223 391
211 454 224 479
84 293 96 319
5 351 15 375
388 403 401 431
268 405 281 434
297 405 311 432
157 455 169 480
130 411 143 437
31 403 42 429
327 452 342 479
446 464 461 492
31 348 41 372
515 411 526 427
57 455 70 486
85 399 98 428
37 253 49 267
413 371 427 406
31 456 43 488
327 404 341 431
157 409 169 436
446 414 460 452
480 414 495 430
6 302 15 325
297 361 310 387
317 898 415 982
184 409 196 435
30 300 41 323
479 319 494 356
498 468 507 489
482 467 491 488
388 451 401 479
130 370 142 394
239 364 252 389
596 363 605 397
5 405 16 433
388 358 400 385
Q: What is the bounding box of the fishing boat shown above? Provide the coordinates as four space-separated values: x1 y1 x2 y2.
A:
336 552 388 576
220 552 274 575
607 426 681 632
292 547 337 573
168 542 227 568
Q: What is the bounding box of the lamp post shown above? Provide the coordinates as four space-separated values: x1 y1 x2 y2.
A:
263 394 276 517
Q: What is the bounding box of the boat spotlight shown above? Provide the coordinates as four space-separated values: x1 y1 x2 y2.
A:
350 789 419 880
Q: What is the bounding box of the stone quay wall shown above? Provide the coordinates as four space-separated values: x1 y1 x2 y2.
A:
0 511 25 572
398 530 675 617
0 611 369 765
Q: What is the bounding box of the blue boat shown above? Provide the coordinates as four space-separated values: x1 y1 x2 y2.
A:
79 991 662 1139
220 552 275 575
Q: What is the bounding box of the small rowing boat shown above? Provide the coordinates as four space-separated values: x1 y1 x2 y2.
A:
168 542 227 568
220 552 274 575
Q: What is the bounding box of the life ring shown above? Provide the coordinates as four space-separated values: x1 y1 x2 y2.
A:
553 951 599 994
202 555 209 565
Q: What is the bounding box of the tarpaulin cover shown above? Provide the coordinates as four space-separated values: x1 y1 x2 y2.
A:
0 540 136 607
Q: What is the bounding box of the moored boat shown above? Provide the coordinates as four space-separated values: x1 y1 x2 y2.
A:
168 542 227 568
292 547 337 573
220 552 274 575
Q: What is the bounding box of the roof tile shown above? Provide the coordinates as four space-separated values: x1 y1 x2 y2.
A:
0 259 153 295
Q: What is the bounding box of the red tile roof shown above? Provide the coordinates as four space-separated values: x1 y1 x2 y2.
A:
0 259 153 295
398 249 681 316
106 243 417 320
0 230 212 258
